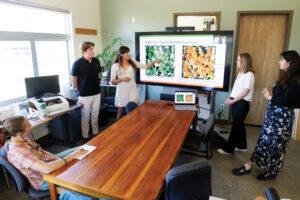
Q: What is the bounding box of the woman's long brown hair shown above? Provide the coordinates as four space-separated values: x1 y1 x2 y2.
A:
238 53 255 73
113 46 137 71
276 50 300 89
0 116 26 141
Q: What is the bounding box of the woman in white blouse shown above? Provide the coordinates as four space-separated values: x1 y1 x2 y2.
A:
217 53 255 155
111 46 161 120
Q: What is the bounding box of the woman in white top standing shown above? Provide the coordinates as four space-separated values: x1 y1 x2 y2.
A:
111 46 161 120
217 53 255 155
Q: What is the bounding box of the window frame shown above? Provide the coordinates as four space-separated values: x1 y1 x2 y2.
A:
0 1 73 106
173 12 221 31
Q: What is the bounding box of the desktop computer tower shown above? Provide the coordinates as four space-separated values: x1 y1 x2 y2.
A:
66 109 82 143
50 109 82 144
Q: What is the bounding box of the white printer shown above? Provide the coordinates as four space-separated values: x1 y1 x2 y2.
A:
44 96 69 116
29 96 69 117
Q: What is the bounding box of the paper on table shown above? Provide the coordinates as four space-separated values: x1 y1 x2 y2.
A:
76 144 96 160
209 196 227 200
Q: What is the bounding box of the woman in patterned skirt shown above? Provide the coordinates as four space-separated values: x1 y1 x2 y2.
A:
232 50 300 180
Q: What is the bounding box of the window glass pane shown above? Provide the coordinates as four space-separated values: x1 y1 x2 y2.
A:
0 41 34 102
36 41 70 86
0 3 68 34
177 16 217 31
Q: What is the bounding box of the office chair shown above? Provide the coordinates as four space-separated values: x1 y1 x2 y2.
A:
0 143 50 200
160 93 175 101
0 133 11 189
125 101 138 114
165 160 212 200
265 188 280 200
182 113 216 160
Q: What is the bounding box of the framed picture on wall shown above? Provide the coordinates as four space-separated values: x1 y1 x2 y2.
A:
173 12 221 31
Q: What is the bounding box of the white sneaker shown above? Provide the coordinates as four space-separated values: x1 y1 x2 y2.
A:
217 148 232 155
235 147 247 152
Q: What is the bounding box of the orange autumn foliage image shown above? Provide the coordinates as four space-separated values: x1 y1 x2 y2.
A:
182 46 216 80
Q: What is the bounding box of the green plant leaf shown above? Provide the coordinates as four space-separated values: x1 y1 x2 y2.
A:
97 37 127 72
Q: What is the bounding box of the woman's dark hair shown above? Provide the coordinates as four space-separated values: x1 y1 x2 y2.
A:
277 50 300 89
1 116 26 139
113 46 137 71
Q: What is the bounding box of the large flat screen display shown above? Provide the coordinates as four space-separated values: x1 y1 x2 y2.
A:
135 31 233 91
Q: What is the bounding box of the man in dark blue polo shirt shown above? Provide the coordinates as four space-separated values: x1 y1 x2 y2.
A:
71 41 101 141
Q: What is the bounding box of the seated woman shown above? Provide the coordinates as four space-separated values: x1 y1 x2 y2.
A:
0 115 87 190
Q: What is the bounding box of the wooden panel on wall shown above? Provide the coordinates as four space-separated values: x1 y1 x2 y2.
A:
75 28 97 35
236 13 288 125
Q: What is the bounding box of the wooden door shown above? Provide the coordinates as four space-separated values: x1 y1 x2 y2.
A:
235 12 293 125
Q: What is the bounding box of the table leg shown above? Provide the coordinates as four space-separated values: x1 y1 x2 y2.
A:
48 182 58 200
193 116 198 131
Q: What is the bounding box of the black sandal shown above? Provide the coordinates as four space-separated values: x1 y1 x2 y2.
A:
256 172 276 180
232 166 251 176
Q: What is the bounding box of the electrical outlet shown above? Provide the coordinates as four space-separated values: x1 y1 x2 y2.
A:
221 104 224 110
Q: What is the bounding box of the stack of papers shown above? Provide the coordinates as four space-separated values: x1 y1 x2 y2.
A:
77 144 96 160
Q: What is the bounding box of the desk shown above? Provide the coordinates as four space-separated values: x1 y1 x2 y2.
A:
25 103 82 144
44 100 196 200
0 103 82 128
28 103 83 128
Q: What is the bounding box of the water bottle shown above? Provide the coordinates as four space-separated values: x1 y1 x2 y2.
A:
37 99 47 119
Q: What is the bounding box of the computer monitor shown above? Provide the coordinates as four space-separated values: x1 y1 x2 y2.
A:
135 31 233 91
25 75 60 98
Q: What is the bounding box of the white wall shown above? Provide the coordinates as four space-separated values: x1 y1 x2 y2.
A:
25 0 102 60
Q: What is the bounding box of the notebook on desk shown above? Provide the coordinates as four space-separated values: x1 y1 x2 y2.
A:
77 144 96 160
174 91 197 111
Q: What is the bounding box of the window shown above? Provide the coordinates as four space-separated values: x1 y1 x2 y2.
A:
0 3 68 34
0 41 34 102
174 12 221 31
0 2 72 105
36 41 70 85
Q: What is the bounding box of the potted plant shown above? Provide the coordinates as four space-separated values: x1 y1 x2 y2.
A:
96 37 123 84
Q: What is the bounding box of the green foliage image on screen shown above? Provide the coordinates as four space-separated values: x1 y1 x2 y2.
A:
145 45 175 77
176 94 184 102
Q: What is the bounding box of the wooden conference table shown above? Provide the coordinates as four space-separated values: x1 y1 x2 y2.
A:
44 99 196 200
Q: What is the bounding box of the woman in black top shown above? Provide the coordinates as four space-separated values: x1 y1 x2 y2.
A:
232 50 300 180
